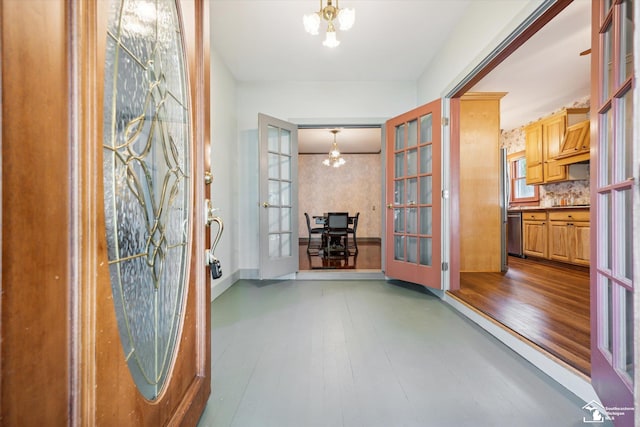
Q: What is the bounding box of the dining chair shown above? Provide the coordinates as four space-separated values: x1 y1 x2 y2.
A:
304 212 325 254
324 212 349 259
347 212 359 255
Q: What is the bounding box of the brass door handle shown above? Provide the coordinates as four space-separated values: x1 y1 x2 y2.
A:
387 204 393 209
262 202 269 208
205 199 219 227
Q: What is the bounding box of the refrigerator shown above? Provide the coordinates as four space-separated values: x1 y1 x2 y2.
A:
500 148 509 272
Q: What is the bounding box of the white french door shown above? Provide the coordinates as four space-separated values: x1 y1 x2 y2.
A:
258 113 299 279
590 1 636 425
384 99 442 289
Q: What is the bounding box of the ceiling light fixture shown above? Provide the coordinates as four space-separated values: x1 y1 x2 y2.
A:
322 129 346 168
303 0 355 48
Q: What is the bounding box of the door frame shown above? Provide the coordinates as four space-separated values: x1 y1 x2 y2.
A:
443 0 573 291
295 122 386 274
440 0 639 415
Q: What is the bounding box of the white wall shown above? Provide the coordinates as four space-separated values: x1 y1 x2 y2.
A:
212 0 553 280
210 49 239 299
417 0 540 102
236 81 416 273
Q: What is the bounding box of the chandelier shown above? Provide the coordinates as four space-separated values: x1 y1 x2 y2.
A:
323 130 346 168
303 0 355 48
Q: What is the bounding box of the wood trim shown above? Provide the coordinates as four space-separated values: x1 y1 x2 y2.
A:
2 1 71 424
449 98 461 291
459 91 507 101
73 0 108 424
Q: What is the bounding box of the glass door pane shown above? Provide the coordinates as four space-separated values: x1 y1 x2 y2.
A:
385 101 441 288
591 0 635 420
258 114 299 279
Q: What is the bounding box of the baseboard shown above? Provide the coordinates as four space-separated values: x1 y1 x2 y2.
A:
211 269 240 301
443 292 600 404
297 270 385 280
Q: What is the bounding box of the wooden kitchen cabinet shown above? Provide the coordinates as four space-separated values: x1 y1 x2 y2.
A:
555 120 590 165
548 210 590 266
524 108 589 184
523 211 548 258
524 124 544 184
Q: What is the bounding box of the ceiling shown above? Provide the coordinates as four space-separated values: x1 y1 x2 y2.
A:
211 0 592 154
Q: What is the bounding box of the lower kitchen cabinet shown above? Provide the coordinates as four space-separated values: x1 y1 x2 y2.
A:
521 208 590 267
548 210 590 267
523 211 548 258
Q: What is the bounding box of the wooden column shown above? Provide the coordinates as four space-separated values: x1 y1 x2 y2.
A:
459 92 506 272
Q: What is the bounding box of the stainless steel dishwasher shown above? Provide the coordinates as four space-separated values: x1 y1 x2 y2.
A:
507 211 524 257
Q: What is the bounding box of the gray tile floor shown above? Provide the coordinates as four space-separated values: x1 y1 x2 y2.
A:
198 279 604 427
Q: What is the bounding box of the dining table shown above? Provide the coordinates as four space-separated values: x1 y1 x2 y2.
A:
312 214 356 226
312 213 357 254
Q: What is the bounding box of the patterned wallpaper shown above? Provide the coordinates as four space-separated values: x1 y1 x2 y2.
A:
298 153 382 239
501 96 591 207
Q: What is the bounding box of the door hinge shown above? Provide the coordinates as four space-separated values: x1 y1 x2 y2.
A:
441 117 449 126
441 262 449 271
442 190 449 199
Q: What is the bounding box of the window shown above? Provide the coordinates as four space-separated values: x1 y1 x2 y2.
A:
508 151 538 205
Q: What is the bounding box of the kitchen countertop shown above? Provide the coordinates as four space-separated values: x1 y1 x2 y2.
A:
508 205 590 212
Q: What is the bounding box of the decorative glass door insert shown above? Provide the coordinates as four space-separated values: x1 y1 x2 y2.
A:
102 0 192 400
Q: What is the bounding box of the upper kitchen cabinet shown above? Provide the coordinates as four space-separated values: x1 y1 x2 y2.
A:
554 119 590 165
524 107 589 184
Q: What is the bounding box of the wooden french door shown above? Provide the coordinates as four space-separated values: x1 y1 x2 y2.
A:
258 113 299 279
385 99 442 289
590 0 635 425
1 0 211 425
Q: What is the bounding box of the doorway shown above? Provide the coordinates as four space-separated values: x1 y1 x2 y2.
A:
297 126 384 272
447 1 592 377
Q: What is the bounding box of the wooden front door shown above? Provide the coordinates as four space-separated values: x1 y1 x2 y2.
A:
385 99 442 289
1 0 211 425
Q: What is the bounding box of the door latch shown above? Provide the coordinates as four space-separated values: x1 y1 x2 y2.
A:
205 215 224 280
205 199 219 227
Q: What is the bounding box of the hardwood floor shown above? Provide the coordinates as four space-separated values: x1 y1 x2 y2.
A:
298 239 381 270
449 256 590 376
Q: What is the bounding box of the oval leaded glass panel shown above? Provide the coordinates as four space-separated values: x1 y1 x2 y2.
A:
102 0 191 400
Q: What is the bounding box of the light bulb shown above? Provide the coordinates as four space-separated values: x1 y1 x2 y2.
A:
303 13 320 35
338 8 355 31
323 29 340 48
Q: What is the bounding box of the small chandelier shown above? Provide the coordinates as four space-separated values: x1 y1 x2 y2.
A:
303 0 355 48
323 130 346 168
